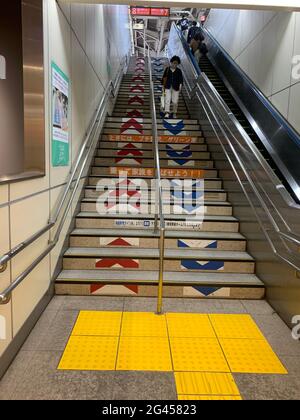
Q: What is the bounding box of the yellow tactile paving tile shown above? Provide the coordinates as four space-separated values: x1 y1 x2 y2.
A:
166 313 216 338
121 312 168 337
178 395 242 400
175 372 240 396
58 336 119 371
209 314 265 339
117 336 173 371
220 338 288 374
170 338 230 372
71 311 122 336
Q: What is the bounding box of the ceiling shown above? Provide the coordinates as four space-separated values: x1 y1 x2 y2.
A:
61 0 300 12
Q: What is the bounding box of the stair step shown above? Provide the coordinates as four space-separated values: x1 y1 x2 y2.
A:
56 270 264 287
106 117 199 124
97 143 208 152
93 157 214 166
70 228 246 251
64 247 252 260
80 201 233 216
71 228 245 240
103 129 202 136
63 248 254 273
97 150 210 159
91 166 218 178
84 187 227 202
104 123 200 131
100 134 205 144
88 176 223 189
75 213 239 233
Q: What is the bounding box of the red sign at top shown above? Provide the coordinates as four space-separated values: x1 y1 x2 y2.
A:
130 7 170 17
131 7 150 16
150 8 170 17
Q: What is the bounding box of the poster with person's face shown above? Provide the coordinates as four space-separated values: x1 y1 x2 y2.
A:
52 62 69 166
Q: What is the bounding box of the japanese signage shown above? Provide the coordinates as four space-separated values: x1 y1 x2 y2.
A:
130 7 170 17
52 62 70 167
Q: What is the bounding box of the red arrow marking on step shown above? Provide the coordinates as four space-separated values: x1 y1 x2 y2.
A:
95 259 140 269
130 85 145 93
107 238 134 247
110 189 140 198
120 143 142 151
128 96 144 106
127 110 144 118
132 76 145 82
90 284 139 294
115 157 143 165
121 118 144 134
105 201 141 210
117 148 143 157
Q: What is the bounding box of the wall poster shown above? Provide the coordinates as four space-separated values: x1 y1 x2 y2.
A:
52 62 69 166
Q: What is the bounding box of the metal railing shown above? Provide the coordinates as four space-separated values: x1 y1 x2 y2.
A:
167 23 300 273
0 57 128 305
147 50 166 314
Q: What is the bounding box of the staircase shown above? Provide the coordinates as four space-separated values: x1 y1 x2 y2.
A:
56 56 264 300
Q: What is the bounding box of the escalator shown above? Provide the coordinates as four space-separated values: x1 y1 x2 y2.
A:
198 55 292 199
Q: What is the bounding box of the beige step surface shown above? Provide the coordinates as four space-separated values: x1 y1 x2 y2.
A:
56 269 264 287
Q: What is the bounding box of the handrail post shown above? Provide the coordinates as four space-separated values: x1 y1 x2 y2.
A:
147 50 166 314
157 227 165 315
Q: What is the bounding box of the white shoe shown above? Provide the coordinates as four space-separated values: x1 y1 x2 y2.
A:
164 113 170 118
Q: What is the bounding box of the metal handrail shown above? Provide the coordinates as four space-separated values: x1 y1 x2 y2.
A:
168 25 300 273
0 57 128 304
147 51 166 314
198 77 300 239
194 85 300 272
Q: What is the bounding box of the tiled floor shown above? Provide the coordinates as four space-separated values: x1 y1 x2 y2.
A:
0 296 300 400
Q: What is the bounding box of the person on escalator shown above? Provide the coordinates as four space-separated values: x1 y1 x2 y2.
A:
187 21 199 44
161 56 183 119
190 33 202 56
199 42 208 57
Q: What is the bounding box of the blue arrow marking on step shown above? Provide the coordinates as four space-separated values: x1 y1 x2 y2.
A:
172 159 192 166
172 190 204 200
166 149 192 159
177 239 218 248
193 286 221 296
181 260 225 271
171 179 202 188
166 145 190 151
163 120 185 135
180 203 202 213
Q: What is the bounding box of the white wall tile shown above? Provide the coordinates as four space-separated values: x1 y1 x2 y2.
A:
85 5 96 67
0 301 12 357
0 185 8 206
258 22 276 97
58 0 71 22
10 192 50 249
49 1 71 78
71 33 87 161
288 82 300 133
50 186 72 277
272 13 295 94
10 192 50 334
12 255 50 334
0 171 12 356
270 88 290 118
0 207 11 290
71 3 86 48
